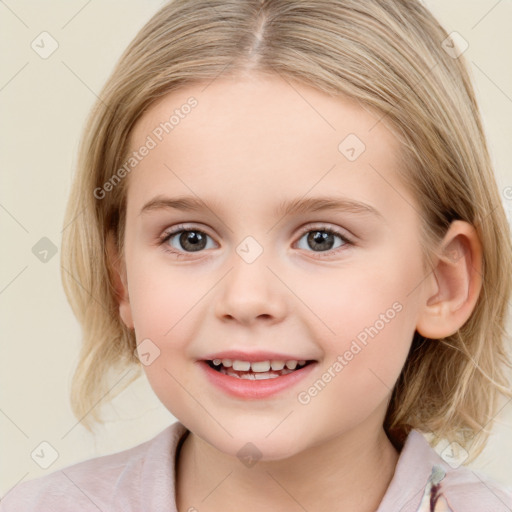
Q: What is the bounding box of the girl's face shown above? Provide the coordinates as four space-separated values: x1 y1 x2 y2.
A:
118 73 430 459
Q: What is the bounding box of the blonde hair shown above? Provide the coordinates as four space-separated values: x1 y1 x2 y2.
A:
61 0 512 458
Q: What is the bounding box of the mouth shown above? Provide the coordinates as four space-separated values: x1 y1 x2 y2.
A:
204 358 316 380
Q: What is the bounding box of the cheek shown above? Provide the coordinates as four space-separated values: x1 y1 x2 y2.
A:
299 290 415 436
126 250 201 340
124 250 217 373
125 263 199 416
308 249 420 347
307 244 422 397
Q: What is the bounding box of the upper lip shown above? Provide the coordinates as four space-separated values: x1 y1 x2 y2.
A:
201 350 317 362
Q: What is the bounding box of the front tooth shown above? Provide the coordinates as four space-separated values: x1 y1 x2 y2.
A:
222 359 233 367
254 372 280 380
251 361 271 372
270 360 285 371
232 360 251 371
285 360 298 370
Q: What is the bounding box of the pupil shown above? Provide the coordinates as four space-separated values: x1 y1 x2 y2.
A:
308 231 334 251
180 231 206 252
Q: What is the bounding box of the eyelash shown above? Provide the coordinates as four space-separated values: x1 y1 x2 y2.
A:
157 223 354 259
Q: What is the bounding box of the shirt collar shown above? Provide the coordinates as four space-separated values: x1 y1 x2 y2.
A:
114 423 445 512
376 429 447 512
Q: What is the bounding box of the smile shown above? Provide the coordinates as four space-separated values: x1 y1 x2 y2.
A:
199 358 318 399
207 358 310 379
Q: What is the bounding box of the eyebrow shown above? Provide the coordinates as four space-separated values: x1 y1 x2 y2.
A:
139 194 383 219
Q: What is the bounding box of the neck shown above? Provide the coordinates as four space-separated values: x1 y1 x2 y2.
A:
176 421 399 512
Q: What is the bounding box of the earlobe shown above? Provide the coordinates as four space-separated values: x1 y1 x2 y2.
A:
416 221 483 339
106 231 134 330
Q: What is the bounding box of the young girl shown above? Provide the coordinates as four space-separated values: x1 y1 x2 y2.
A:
2 0 511 510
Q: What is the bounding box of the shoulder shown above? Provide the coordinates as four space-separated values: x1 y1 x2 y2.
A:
0 421 188 512
379 430 512 512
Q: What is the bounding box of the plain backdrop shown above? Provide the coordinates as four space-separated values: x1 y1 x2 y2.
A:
1 0 512 495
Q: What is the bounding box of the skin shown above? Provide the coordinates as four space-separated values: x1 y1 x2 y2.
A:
108 72 482 512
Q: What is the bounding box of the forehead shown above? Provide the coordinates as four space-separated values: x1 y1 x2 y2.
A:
125 73 411 221
130 72 396 155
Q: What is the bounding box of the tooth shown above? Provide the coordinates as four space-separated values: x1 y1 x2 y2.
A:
285 360 298 370
298 360 306 366
254 372 280 380
251 361 271 372
270 360 285 370
222 359 233 367
212 359 222 366
239 372 256 380
232 360 251 371
220 366 292 380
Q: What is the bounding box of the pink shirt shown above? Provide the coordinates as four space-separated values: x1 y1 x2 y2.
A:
1 421 511 511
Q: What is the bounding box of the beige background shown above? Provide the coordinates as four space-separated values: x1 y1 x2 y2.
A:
1 0 511 496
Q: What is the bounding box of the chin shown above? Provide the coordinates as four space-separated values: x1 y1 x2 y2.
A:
203 429 307 463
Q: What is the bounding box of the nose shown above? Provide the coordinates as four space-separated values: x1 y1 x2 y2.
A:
214 251 288 326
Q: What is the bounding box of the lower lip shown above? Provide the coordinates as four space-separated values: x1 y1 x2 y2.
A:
198 360 317 399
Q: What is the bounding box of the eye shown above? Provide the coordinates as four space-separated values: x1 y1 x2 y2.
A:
158 223 353 259
295 226 352 256
159 224 217 257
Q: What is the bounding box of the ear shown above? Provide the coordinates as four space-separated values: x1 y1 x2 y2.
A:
416 220 483 339
106 231 134 330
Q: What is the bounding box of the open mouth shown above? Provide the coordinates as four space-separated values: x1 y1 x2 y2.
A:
205 358 315 380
